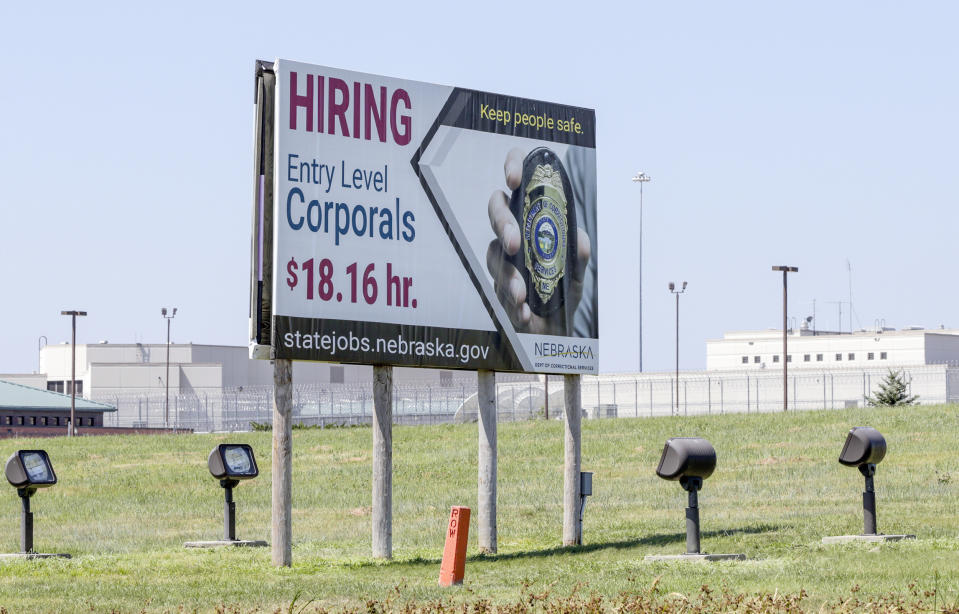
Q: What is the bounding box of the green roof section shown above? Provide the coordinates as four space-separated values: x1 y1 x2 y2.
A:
0 380 116 412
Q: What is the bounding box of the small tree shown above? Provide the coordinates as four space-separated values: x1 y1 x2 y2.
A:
865 369 918 406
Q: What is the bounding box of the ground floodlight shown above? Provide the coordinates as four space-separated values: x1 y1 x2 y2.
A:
839 426 887 469
5 450 57 492
645 438 743 562
5 450 63 556
822 427 915 544
187 444 266 547
655 438 716 555
208 444 259 483
838 427 886 535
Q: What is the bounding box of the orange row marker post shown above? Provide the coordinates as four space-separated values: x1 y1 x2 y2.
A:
438 506 470 586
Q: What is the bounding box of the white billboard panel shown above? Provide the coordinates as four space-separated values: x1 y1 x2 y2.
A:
254 59 598 374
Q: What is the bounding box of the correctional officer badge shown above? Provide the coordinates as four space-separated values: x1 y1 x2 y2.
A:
509 147 577 318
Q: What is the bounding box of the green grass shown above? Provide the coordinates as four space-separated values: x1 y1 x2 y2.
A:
0 404 957 612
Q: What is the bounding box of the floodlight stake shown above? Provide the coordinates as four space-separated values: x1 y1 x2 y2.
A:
221 479 239 541
680 476 703 554
578 471 593 542
860 463 877 535
18 489 33 554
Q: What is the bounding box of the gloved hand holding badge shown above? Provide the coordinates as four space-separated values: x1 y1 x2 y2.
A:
486 147 591 336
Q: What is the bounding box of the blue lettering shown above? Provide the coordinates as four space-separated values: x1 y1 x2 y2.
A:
307 199 322 231
287 154 299 182
286 188 304 230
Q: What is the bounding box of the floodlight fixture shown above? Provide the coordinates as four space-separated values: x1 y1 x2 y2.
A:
655 438 716 554
207 444 258 542
5 450 57 554
838 427 886 535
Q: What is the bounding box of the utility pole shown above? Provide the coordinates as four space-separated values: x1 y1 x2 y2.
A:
772 266 798 411
668 282 687 414
161 307 177 427
60 310 87 436
632 172 650 372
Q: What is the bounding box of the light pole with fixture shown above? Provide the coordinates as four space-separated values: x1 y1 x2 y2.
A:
59 311 87 436
162 307 177 427
37 336 47 374
668 282 687 414
771 266 798 411
632 171 650 372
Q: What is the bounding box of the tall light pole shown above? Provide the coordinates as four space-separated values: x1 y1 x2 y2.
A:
771 266 798 411
162 307 177 427
37 336 47 373
668 281 687 414
632 172 650 372
60 310 87 436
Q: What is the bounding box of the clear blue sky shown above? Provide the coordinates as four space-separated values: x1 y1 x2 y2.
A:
2 2 957 375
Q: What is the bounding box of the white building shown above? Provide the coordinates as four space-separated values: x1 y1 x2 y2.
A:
706 325 959 372
27 342 487 399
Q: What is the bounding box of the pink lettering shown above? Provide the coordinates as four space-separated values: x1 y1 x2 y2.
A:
391 89 412 146
289 72 313 132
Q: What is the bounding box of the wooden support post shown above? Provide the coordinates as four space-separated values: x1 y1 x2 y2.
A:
271 358 293 567
563 374 582 546
477 370 497 553
372 365 393 559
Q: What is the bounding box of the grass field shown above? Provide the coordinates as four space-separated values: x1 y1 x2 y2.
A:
0 404 957 612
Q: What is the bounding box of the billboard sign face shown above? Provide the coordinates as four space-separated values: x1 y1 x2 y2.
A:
258 59 598 374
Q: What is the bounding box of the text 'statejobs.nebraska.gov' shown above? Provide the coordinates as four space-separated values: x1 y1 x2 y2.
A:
251 59 598 375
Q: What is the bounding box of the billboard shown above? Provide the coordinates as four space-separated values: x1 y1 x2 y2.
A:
251 59 598 374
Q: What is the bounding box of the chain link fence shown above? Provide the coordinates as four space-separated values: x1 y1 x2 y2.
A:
93 365 959 432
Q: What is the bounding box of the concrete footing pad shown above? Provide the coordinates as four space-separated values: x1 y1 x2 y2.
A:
184 540 268 548
822 534 915 544
645 553 746 562
0 553 71 560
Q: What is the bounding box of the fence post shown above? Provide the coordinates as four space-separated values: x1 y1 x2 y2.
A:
634 379 638 418
649 380 653 418
670 378 674 415
707 377 711 415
